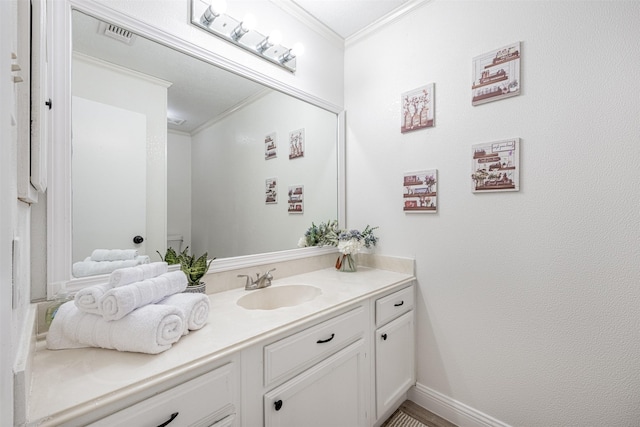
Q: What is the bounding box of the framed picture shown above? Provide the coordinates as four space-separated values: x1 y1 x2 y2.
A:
472 42 521 106
289 128 304 159
401 83 435 133
265 132 277 160
471 138 520 192
287 185 304 213
403 170 437 213
265 177 277 204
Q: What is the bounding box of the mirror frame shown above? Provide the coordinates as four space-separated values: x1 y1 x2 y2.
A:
47 0 345 297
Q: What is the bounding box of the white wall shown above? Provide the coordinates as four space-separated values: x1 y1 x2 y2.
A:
345 1 640 426
190 90 337 258
167 130 193 254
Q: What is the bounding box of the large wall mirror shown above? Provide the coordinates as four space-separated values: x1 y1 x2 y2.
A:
45 0 344 298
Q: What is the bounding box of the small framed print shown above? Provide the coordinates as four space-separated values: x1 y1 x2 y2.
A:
265 177 277 204
403 170 437 213
472 42 521 106
471 138 520 192
287 185 304 213
289 128 304 159
265 132 277 160
401 83 435 133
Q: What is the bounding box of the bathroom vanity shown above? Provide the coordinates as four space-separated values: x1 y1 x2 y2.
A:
26 265 415 426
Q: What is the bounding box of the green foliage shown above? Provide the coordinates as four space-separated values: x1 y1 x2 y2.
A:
299 220 339 247
156 247 180 265
177 247 214 286
299 220 379 250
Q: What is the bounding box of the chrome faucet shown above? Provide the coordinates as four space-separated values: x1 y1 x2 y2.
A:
238 268 276 290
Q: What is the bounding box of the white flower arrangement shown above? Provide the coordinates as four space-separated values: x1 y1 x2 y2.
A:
298 221 378 272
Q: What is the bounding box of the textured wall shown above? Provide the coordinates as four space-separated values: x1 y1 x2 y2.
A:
345 1 640 425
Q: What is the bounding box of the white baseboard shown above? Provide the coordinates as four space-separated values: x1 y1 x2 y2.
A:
408 382 511 427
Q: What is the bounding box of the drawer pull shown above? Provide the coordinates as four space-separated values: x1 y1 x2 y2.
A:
157 412 179 427
275 400 283 411
381 333 388 341
316 333 335 344
394 301 404 307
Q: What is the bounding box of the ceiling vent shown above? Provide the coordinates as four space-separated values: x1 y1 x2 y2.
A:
168 116 187 126
98 21 136 45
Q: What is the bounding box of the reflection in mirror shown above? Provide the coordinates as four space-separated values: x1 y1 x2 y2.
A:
69 11 339 278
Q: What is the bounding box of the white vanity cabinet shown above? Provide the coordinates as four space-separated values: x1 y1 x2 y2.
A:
29 268 418 427
260 306 370 427
374 285 416 420
88 361 238 427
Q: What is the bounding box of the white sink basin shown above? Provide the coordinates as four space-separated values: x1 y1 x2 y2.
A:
237 285 322 310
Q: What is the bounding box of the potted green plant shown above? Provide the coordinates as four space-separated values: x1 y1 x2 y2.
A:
177 247 214 293
156 247 180 265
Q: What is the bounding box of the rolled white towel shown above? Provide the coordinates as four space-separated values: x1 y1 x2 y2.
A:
135 255 151 265
74 283 112 315
90 249 139 262
158 293 210 335
108 262 168 287
100 271 188 321
46 301 185 354
72 259 140 278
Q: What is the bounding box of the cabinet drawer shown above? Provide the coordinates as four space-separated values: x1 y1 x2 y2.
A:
375 285 414 327
264 306 366 386
89 362 236 427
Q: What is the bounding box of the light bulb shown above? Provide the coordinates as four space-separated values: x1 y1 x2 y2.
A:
290 42 305 57
268 30 283 46
242 14 256 31
209 0 227 15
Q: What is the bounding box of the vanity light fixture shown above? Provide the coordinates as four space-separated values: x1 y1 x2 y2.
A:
200 0 227 26
256 30 282 54
279 42 305 66
190 0 303 72
230 14 256 41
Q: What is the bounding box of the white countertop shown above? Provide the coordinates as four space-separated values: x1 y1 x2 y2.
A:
27 266 414 425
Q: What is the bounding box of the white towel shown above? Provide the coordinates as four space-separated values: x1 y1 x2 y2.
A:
158 293 210 335
74 283 112 315
91 249 139 262
72 258 140 278
109 262 168 287
100 271 188 321
135 255 151 265
46 301 184 354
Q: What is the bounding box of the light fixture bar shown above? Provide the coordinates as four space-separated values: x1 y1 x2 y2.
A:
190 0 299 73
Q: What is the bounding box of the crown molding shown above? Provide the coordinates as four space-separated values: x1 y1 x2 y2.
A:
73 51 172 88
270 0 345 48
271 0 433 49
346 0 433 47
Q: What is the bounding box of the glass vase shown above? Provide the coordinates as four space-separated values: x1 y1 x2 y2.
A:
336 253 357 272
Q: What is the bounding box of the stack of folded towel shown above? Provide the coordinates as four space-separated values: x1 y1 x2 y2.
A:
72 249 151 278
47 262 210 354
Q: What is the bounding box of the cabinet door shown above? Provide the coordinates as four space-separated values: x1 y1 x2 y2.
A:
264 339 368 427
376 310 415 418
